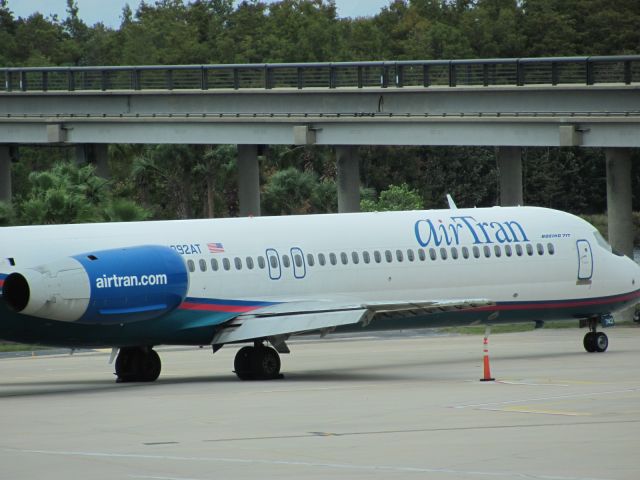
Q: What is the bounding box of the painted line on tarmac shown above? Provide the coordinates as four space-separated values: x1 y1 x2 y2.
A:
2 447 614 480
452 386 640 409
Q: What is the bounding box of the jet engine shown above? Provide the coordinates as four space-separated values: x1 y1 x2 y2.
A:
2 245 189 324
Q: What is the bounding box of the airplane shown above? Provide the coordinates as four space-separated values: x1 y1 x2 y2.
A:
0 204 637 383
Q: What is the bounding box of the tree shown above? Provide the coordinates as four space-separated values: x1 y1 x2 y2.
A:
361 183 424 211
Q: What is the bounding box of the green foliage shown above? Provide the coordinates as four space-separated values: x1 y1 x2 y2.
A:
361 184 424 212
2 0 640 224
13 162 151 225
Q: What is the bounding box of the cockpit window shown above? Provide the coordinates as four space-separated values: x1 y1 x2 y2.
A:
593 231 613 253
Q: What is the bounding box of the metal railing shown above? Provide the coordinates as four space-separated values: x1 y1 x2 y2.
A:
1 56 639 93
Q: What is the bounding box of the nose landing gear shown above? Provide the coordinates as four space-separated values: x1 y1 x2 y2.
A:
582 316 610 353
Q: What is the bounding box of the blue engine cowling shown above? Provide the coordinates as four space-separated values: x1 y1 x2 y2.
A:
2 245 189 324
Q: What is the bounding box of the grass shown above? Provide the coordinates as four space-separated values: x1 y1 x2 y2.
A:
438 320 579 335
0 343 54 352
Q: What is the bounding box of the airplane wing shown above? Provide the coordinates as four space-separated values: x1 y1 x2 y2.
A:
211 298 493 347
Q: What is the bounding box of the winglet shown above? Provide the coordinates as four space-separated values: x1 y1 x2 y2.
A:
446 194 458 209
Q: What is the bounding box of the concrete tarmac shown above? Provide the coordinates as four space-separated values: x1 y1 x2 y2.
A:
1 327 639 480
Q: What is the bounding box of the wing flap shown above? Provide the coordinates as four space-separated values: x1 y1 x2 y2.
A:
210 298 494 345
212 308 367 345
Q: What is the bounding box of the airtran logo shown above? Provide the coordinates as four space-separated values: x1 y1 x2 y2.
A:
95 273 168 289
414 215 530 247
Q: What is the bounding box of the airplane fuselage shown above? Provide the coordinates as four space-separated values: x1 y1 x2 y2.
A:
0 206 637 350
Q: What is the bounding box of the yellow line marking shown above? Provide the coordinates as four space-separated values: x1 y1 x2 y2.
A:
499 406 591 416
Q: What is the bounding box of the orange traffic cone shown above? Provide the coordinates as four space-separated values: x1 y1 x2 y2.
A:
480 333 495 382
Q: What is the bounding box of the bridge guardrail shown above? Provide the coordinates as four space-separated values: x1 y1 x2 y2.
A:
1 56 638 93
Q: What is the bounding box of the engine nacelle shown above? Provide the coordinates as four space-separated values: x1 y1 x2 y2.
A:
3 245 189 324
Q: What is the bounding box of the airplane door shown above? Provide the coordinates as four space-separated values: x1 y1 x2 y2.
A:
290 247 306 279
576 239 593 280
265 248 281 280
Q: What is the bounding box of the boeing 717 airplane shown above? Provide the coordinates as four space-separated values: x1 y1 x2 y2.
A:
0 205 637 382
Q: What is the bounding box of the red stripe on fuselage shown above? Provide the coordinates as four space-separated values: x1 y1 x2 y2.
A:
472 290 640 312
179 302 259 313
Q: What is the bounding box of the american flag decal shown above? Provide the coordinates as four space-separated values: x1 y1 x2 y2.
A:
207 242 225 253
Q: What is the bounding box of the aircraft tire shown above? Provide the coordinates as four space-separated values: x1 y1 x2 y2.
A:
251 346 281 380
234 346 256 380
583 332 597 353
595 332 609 353
140 349 162 382
115 347 161 382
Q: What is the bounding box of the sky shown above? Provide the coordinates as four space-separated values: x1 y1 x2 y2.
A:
8 0 392 27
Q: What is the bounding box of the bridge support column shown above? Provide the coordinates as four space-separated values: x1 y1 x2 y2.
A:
0 145 11 203
496 147 523 206
606 148 633 258
94 144 110 179
75 144 110 178
336 146 360 213
238 144 261 217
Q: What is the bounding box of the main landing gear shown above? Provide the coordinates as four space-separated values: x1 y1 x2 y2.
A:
582 317 609 353
234 342 282 380
115 347 162 382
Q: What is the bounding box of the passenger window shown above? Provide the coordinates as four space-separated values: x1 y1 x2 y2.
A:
505 245 512 257
258 256 266 269
363 251 371 264
352 252 360 264
307 254 315 267
282 255 291 268
515 244 523 256
429 248 437 260
319 253 327 266
341 252 348 265
269 256 277 268
462 247 469 259
451 247 458 260
385 250 393 263
418 249 426 261
329 253 337 265
473 246 480 258
396 250 404 262
199 259 207 272
374 251 382 263
234 257 242 270
294 254 303 268
440 247 448 260
483 246 491 258
211 258 219 271
547 243 555 255
494 245 501 258
223 258 231 271
526 244 534 256
187 259 195 272
246 257 254 270
407 249 415 262
537 243 545 255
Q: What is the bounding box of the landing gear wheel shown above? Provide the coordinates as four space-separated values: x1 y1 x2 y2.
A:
115 347 161 382
234 346 257 380
234 345 282 380
583 332 597 353
595 332 609 353
252 346 281 380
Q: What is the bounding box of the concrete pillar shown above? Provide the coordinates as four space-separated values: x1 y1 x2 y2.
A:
238 144 261 217
94 144 110 179
76 144 110 178
0 146 11 203
75 144 89 165
496 146 523 206
606 148 633 258
336 146 360 213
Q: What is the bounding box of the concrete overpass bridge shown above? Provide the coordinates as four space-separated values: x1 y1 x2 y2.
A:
0 55 638 255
